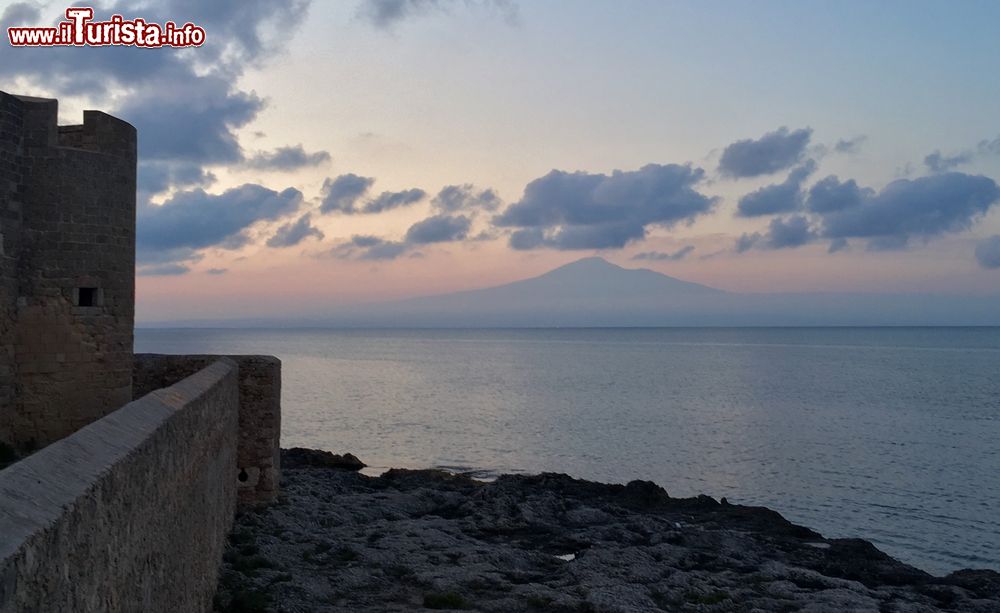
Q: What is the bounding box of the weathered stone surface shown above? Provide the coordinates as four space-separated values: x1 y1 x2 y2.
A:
216 456 1000 612
133 353 282 507
283 447 366 471
0 91 136 452
0 359 239 613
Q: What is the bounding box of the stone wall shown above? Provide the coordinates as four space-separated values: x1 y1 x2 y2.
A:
0 359 239 613
0 94 24 447
134 354 282 507
0 91 136 451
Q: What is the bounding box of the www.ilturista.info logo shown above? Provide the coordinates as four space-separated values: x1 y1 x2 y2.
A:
7 7 205 47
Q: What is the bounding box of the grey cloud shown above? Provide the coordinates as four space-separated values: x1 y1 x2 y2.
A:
924 134 1000 173
12 0 310 73
740 172 1000 253
118 76 263 165
206 268 229 275
70 0 309 70
834 136 867 155
766 215 815 249
819 173 1000 246
136 246 204 267
362 188 427 214
806 176 874 213
0 43 177 98
163 0 309 65
495 164 715 251
362 241 409 260
718 127 812 178
137 263 191 276
0 0 310 94
735 216 815 252
405 214 471 244
360 0 439 27
527 223 647 250
320 174 375 213
924 150 974 173
979 136 1000 155
350 235 384 248
138 184 303 257
1 0 309 196
138 161 216 196
245 145 331 171
632 246 695 261
735 233 761 253
469 229 498 241
331 236 409 261
974 236 1000 269
0 0 307 274
432 184 501 213
266 213 325 248
1 2 40 26
358 0 519 28
4 44 264 165
169 163 216 189
318 175 425 215
736 160 816 217
332 211 473 260
509 229 544 250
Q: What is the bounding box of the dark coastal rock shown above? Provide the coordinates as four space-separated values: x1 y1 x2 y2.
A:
215 450 1000 612
622 479 671 507
809 537 931 588
281 447 366 471
942 568 1000 600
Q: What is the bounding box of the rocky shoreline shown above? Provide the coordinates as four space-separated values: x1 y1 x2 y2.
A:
214 449 1000 612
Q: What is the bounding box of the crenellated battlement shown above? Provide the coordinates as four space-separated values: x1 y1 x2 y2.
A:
6 94 136 158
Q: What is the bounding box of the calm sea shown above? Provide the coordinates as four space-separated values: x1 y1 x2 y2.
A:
135 327 1000 575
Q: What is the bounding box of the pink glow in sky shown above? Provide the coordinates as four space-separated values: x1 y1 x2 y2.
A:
2 1 999 322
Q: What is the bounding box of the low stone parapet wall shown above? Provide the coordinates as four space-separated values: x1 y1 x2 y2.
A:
133 353 281 507
0 359 239 613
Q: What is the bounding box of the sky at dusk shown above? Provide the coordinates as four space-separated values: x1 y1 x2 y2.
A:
2 0 1000 322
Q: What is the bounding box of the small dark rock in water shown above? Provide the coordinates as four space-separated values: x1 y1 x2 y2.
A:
215 448 1000 612
281 447 366 471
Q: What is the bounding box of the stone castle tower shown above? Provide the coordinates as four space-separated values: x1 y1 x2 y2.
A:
0 91 136 452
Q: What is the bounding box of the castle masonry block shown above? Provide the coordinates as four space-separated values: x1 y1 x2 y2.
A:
0 91 136 451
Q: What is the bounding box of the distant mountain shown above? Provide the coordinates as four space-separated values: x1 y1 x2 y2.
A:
316 257 721 327
475 256 725 301
139 257 1000 327
310 257 1000 328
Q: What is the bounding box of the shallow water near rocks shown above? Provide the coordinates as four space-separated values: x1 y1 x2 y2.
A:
136 326 1000 575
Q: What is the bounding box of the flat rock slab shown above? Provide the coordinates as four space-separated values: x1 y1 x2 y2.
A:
214 452 1000 612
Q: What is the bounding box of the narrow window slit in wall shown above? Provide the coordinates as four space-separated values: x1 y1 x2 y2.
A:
77 287 98 307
